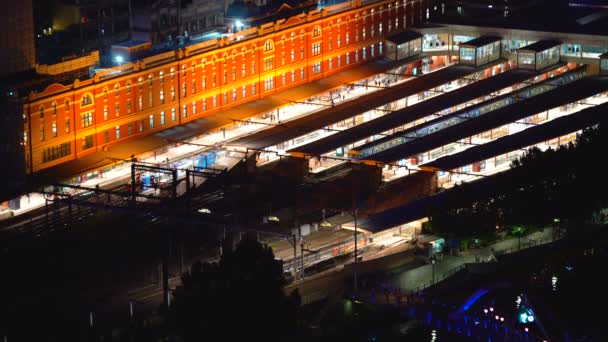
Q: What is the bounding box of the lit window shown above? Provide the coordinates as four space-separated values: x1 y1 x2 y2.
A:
313 26 321 37
264 40 273 52
149 114 154 128
313 62 321 74
116 125 121 139
264 78 274 91
312 42 321 56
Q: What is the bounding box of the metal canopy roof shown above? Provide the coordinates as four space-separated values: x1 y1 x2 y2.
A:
517 40 562 53
290 61 532 156
385 30 423 45
421 101 608 172
227 57 466 150
459 36 501 48
368 76 608 164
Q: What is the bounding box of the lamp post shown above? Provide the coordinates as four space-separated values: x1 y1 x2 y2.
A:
431 258 436 284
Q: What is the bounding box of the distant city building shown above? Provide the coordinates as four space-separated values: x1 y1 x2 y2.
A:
34 0 131 52
132 0 229 44
450 0 542 17
0 1 36 77
226 0 318 33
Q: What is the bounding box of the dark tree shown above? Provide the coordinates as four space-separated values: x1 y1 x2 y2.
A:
169 235 301 342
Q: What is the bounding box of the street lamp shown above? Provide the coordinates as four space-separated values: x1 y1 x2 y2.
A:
431 256 436 284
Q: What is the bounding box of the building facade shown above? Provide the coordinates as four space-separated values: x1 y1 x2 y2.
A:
23 0 430 174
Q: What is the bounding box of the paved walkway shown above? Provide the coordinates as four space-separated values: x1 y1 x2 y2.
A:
389 227 558 294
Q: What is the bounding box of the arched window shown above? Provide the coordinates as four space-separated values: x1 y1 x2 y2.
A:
159 71 164 82
114 84 120 96
39 106 44 118
65 99 70 111
300 30 304 41
290 32 295 42
138 77 143 89
202 59 207 70
170 67 175 79
181 64 186 76
281 35 286 47
241 47 246 57
103 88 108 99
264 39 274 52
126 81 132 92
312 25 321 37
251 45 256 57
148 74 153 86
52 102 57 114
232 50 236 62
81 94 93 106
192 62 196 74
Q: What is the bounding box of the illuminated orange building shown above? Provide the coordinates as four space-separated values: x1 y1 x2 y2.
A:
23 0 430 174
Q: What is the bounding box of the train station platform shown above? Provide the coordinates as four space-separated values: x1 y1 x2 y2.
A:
421 101 608 173
28 57 411 189
288 59 528 157
368 76 608 164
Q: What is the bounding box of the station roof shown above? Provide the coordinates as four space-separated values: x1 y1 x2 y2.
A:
385 30 423 45
516 40 562 53
459 36 501 48
227 55 458 150
367 75 608 164
431 1 608 36
289 60 534 156
351 192 449 233
352 63 566 154
421 101 608 172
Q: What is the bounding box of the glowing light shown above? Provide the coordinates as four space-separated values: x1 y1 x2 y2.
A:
525 327 529 332
198 208 211 214
527 315 534 323
115 55 124 64
500 317 504 322
489 307 494 312
495 315 499 320
484 309 488 313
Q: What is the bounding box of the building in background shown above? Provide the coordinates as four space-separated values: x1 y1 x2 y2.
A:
0 1 36 77
132 0 229 44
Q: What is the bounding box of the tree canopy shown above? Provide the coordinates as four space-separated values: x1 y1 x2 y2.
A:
169 235 301 342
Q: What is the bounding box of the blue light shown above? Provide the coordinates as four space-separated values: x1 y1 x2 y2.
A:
520 313 528 323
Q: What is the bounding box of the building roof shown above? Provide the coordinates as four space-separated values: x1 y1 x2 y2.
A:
431 1 608 36
385 30 423 45
289 60 523 156
367 75 608 164
226 56 425 150
459 36 501 48
517 40 562 53
601 51 608 58
421 101 608 172
112 40 150 48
